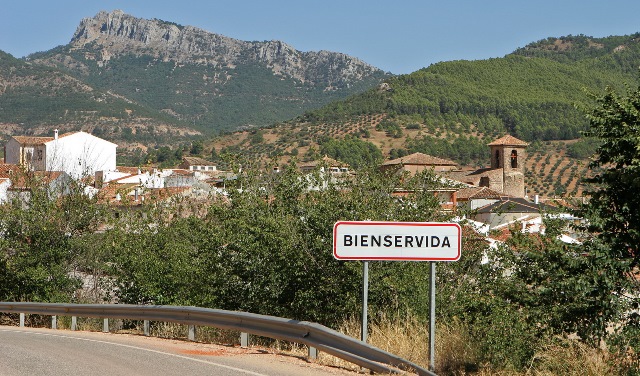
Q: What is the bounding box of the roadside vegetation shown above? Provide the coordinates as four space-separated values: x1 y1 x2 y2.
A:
2 80 640 375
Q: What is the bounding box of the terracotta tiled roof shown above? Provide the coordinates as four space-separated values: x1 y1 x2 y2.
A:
441 167 503 183
487 135 529 147
116 166 148 175
477 197 544 214
440 203 456 211
108 174 140 183
456 186 506 200
182 157 215 166
97 184 139 204
6 171 66 189
0 164 18 172
170 169 193 176
300 156 347 168
11 136 54 145
10 131 82 145
98 185 193 205
488 227 513 242
382 152 457 166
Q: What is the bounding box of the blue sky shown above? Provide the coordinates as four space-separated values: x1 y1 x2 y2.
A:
2 1 640 74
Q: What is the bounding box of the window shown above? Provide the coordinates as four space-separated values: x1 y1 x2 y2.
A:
510 150 518 168
495 150 500 167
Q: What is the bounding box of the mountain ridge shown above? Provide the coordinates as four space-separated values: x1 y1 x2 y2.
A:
65 10 383 88
20 10 387 136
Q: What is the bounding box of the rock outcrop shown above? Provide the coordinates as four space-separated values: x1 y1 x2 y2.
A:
70 10 383 87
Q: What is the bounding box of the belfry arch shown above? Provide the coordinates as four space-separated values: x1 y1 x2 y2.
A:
487 135 529 197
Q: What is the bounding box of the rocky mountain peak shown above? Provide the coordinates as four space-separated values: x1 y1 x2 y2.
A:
70 10 384 86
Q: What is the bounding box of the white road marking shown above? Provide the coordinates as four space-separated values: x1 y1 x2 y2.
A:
0 328 269 376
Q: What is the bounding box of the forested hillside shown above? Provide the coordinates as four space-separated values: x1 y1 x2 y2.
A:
206 34 640 198
0 51 163 126
0 50 200 145
30 43 384 134
304 34 640 142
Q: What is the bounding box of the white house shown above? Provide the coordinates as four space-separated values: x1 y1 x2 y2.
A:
178 157 217 172
5 130 117 179
0 177 10 203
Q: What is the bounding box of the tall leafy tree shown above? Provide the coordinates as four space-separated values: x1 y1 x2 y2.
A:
580 83 640 270
575 82 640 354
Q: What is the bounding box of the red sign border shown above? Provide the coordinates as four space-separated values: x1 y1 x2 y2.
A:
333 221 462 261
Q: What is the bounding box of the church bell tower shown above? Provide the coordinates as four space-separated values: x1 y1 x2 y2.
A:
488 135 529 197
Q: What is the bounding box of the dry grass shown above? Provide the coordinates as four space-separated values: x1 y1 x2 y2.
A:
145 322 241 345
7 313 627 375
526 341 620 376
307 314 478 374
299 315 623 376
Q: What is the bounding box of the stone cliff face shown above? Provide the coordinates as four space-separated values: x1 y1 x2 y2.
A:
71 10 383 86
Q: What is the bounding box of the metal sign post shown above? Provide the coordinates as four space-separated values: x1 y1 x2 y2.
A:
333 220 461 373
361 261 369 343
429 261 436 371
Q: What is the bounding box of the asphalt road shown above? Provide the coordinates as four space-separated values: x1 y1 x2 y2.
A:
0 326 352 376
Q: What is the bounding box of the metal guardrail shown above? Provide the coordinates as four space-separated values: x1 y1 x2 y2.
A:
0 302 436 376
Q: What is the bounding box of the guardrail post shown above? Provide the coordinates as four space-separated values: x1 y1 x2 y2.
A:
19 313 25 327
240 332 249 348
143 320 150 336
308 346 317 360
103 318 109 333
51 315 57 330
0 302 434 376
188 325 196 341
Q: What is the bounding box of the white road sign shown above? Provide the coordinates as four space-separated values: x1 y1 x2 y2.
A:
333 221 461 261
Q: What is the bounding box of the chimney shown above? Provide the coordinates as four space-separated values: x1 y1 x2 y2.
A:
54 129 59 140
534 195 539 205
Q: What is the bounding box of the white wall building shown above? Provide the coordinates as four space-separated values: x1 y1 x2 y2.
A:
5 130 117 179
45 131 117 178
0 178 10 203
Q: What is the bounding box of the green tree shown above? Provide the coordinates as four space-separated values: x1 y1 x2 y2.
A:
319 135 383 169
0 175 107 302
190 140 204 156
105 165 448 326
579 83 640 268
574 82 640 363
